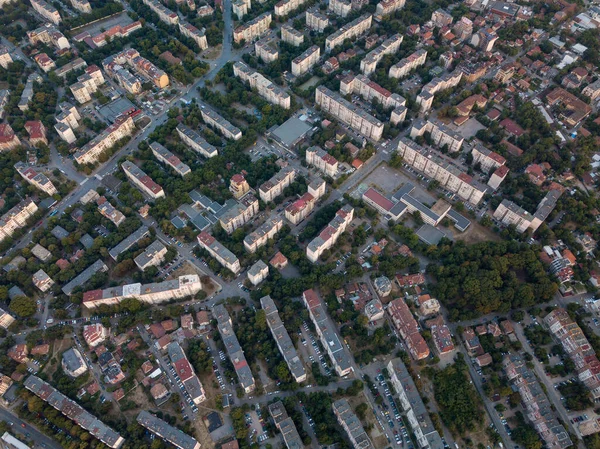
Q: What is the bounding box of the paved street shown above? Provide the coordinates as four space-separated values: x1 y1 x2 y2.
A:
0 407 62 449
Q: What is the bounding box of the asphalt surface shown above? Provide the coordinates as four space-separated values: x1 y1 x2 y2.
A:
0 407 62 449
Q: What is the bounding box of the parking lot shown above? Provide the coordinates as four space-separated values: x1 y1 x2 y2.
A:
299 321 332 376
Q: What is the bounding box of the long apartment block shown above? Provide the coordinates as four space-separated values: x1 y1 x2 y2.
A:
74 115 135 165
493 189 561 234
234 12 272 43
340 74 405 110
150 142 191 177
82 275 202 309
213 304 256 393
306 205 353 262
361 34 403 75
166 342 206 404
387 359 444 449
417 70 462 112
15 162 57 196
104 48 169 89
30 0 61 24
259 167 296 202
179 22 208 50
410 119 464 153
24 376 124 448
332 399 373 449
325 14 371 51
389 49 427 79
388 298 429 360
375 0 406 19
142 0 179 24
233 62 291 109
261 295 307 382
122 161 165 200
176 124 218 158
137 411 200 449
275 0 307 16
292 45 320 76
302 289 353 376
201 108 242 140
28 23 70 50
471 144 505 172
197 231 241 274
0 198 38 243
315 86 383 141
396 137 487 206
244 216 283 252
269 402 304 449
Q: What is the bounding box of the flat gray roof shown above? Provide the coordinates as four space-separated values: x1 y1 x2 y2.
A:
108 225 150 260
62 260 108 295
415 224 446 245
447 209 471 231
271 116 312 148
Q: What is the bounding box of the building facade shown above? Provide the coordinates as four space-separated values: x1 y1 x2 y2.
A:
233 62 291 109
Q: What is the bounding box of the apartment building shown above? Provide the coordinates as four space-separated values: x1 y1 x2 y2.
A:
471 144 506 172
27 23 70 50
15 162 57 196
24 376 124 448
389 49 427 79
306 145 338 177
503 354 572 448
546 87 592 127
230 173 250 199
201 108 242 140
340 74 406 110
176 124 218 158
391 105 408 125
259 167 296 202
31 0 61 24
24 120 48 146
471 28 498 52
233 62 291 109
302 289 353 376
255 38 279 63
89 21 142 47
35 53 55 72
56 102 81 129
332 399 373 449
142 0 179 24
285 192 316 224
388 298 429 360
82 275 202 308
544 308 600 398
329 0 351 17
234 12 272 43
582 79 600 100
275 0 307 16
261 295 307 382
55 58 88 79
417 70 462 112
33 269 54 292
213 304 256 393
306 205 353 262
108 226 149 261
281 24 304 45
70 0 91 13
361 34 403 75
396 138 487 206
306 9 329 32
248 260 269 285
0 199 38 243
83 323 108 348
18 73 43 111
315 86 384 141
179 22 208 50
137 412 200 449
197 231 241 274
122 161 165 200
167 342 206 404
387 359 444 449
244 216 283 252
269 402 303 449
0 90 9 119
62 347 87 377
0 308 15 329
493 189 561 234
74 115 135 164
291 45 320 76
325 14 372 51
150 142 190 177
219 194 259 233
134 240 167 270
0 124 20 151
410 119 464 153
96 196 125 227
431 8 452 27
0 46 12 69
232 0 249 19
104 48 169 89
62 259 108 295
375 0 405 19
70 66 105 104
